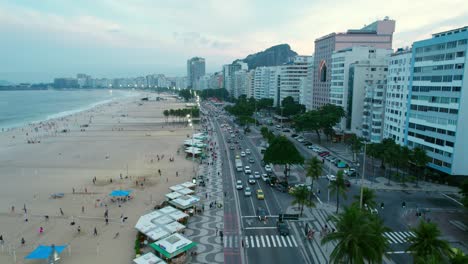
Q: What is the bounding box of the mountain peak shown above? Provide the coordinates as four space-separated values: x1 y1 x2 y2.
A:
237 44 298 70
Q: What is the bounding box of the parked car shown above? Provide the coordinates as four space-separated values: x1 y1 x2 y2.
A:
282 128 291 132
344 179 351 187
319 151 330 157
236 180 243 190
291 134 299 138
337 162 348 168
304 141 313 146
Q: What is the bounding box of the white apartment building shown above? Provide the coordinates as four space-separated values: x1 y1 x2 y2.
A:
330 46 392 134
348 57 390 142
278 56 313 105
383 48 412 145
233 70 248 98
299 61 314 110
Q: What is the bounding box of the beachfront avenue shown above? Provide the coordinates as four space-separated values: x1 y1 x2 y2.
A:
203 101 307 264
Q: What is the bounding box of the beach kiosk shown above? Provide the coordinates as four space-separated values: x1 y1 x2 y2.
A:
135 206 188 241
133 252 167 264
168 195 200 211
150 233 196 263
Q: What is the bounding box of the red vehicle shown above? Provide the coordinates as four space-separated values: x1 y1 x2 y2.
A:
319 151 330 157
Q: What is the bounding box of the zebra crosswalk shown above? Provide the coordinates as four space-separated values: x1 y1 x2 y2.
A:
223 234 298 248
384 231 415 244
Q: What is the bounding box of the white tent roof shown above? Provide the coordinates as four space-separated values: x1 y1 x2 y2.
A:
169 195 200 210
180 181 196 189
159 206 177 215
165 221 186 233
168 210 189 221
133 252 167 264
146 227 171 241
184 147 202 154
169 185 185 192
177 188 194 195
165 192 182 200
154 233 193 255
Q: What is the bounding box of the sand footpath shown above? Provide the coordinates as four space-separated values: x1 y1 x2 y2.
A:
0 93 197 263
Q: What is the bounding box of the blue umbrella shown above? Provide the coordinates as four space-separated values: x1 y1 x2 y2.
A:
25 245 67 259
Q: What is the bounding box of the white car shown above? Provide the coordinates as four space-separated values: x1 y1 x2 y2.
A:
245 149 251 154
244 187 252 196
297 138 304 143
240 151 246 157
265 165 272 172
261 173 269 182
254 171 260 179
327 175 337 181
248 175 256 184
236 180 243 190
244 166 252 174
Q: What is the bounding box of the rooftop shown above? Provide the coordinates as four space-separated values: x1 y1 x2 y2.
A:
432 26 468 38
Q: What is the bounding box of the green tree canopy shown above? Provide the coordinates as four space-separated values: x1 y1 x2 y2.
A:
322 205 390 264
291 186 315 216
353 187 377 209
199 88 230 101
263 135 304 182
346 134 363 161
407 220 452 264
178 89 194 102
459 180 468 208
278 96 306 117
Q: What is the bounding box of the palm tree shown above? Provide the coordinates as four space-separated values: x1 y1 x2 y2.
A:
305 157 322 197
322 205 390 264
290 186 315 216
353 187 376 209
450 249 468 264
329 170 348 213
411 147 431 184
407 220 452 264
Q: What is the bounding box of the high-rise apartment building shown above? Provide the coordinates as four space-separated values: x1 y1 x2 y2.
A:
312 18 395 109
223 61 248 96
330 46 392 132
299 61 315 110
383 48 412 145
278 56 313 106
406 26 468 175
347 55 390 142
187 57 206 89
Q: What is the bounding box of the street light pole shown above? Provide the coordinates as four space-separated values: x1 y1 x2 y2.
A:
359 142 367 209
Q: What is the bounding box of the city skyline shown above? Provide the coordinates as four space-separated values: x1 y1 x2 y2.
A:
1 0 467 83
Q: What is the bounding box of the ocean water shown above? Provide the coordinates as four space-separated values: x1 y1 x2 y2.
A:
0 89 137 129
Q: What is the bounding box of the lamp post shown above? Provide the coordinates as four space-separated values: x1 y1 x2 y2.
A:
187 114 194 174
359 142 368 209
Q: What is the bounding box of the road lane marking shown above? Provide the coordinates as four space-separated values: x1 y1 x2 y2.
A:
393 232 406 243
440 192 463 206
260 235 266 247
286 236 293 247
384 233 396 244
276 235 282 247
271 235 276 247
244 227 277 230
291 236 298 247
281 236 287 247
250 236 255 248
255 236 260 247
265 235 271 247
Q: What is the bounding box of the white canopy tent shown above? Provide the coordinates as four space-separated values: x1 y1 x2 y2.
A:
133 252 167 264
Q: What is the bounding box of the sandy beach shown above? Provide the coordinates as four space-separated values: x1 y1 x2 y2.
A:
0 93 197 263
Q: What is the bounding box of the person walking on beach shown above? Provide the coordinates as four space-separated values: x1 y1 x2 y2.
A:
82 206 85 214
77 226 81 234
0 234 4 245
158 169 161 176
39 227 44 235
60 208 64 216
23 204 27 214
11 206 14 213
176 171 178 177
94 227 98 236
72 187 75 194
21 238 25 246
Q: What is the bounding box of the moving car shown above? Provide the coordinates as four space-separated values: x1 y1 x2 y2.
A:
257 207 267 221
254 171 261 179
240 151 246 157
327 175 337 181
249 158 255 164
264 164 272 172
245 148 251 154
282 128 291 132
244 187 252 196
277 221 290 236
256 189 265 200
261 173 269 182
236 180 243 190
229 145 235 150
248 175 256 184
244 166 252 174
319 151 330 157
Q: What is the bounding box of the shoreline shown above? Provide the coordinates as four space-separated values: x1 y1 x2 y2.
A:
0 89 141 131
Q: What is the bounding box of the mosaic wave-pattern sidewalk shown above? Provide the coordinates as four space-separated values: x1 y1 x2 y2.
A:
185 134 224 264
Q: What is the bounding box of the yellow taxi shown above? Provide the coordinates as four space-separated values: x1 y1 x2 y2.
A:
256 189 265 200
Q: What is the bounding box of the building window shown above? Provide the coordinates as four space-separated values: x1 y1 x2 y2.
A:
319 60 327 82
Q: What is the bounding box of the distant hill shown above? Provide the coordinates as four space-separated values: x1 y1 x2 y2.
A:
0 80 13 86
237 44 298 70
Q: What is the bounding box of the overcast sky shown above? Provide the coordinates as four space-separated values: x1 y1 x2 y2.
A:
1 0 467 83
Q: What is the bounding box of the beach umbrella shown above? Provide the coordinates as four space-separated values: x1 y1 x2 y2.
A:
109 190 132 197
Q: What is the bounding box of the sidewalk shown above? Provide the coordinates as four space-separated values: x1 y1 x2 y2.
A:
359 177 460 194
